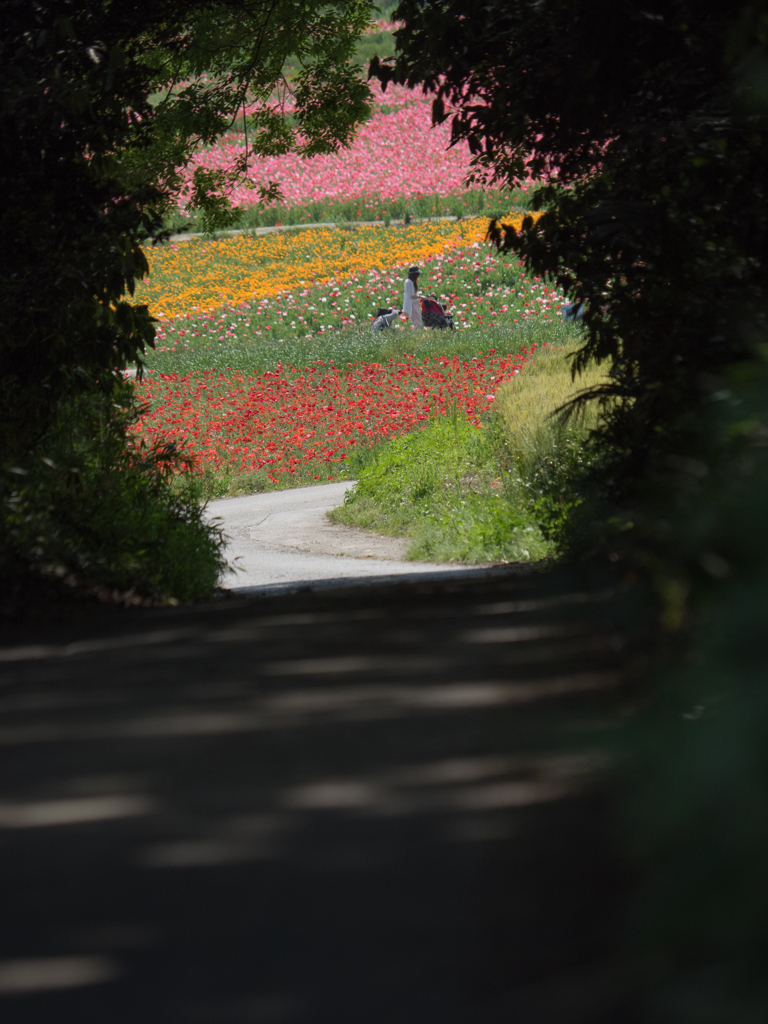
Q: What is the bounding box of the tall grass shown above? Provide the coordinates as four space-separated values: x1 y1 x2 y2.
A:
493 342 611 546
494 343 609 452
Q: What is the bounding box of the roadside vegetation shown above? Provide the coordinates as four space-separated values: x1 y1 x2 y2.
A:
492 342 611 550
1 0 379 611
4 392 227 606
331 339 606 564
329 410 552 563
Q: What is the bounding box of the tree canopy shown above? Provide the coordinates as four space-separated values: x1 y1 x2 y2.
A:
0 0 375 601
373 6 768 1007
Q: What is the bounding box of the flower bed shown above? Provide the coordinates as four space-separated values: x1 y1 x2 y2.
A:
134 351 530 482
133 215 569 493
136 215 497 319
135 214 557 347
186 83 477 209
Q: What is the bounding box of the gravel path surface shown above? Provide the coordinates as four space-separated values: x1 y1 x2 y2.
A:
208 482 500 596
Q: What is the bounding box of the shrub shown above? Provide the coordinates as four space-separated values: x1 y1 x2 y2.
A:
2 383 227 604
330 409 550 563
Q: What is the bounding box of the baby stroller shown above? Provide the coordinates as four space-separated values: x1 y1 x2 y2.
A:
371 306 403 332
420 295 454 330
562 301 585 321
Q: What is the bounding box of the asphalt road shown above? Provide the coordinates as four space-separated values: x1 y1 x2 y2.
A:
207 482 505 596
0 565 634 1023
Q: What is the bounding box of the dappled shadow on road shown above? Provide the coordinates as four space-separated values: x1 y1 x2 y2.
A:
0 568 638 1023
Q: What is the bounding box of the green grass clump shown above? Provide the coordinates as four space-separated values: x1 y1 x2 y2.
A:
330 338 608 564
175 466 276 500
329 411 551 564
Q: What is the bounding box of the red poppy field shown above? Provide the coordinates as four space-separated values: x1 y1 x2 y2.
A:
134 203 576 498
134 350 531 484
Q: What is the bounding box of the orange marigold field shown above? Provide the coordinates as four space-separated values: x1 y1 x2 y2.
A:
134 213 540 321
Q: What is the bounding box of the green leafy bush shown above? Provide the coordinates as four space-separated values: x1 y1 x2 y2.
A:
330 410 550 563
2 383 226 603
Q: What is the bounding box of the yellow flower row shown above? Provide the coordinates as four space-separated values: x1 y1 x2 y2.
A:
134 213 540 320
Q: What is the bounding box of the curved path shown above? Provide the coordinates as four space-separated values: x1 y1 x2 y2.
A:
207 482 505 596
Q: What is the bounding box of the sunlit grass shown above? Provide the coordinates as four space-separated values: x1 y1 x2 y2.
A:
329 412 552 564
494 341 611 460
329 336 606 564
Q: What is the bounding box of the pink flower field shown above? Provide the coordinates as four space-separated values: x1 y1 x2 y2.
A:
187 84 476 209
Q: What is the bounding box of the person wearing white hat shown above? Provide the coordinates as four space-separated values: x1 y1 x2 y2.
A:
403 265 424 329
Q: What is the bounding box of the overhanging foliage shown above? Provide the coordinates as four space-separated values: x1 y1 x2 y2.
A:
0 0 375 600
373 1 768 512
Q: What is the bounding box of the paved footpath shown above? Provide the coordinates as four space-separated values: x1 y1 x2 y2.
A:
0 566 636 1024
169 215 460 244
207 482 505 595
